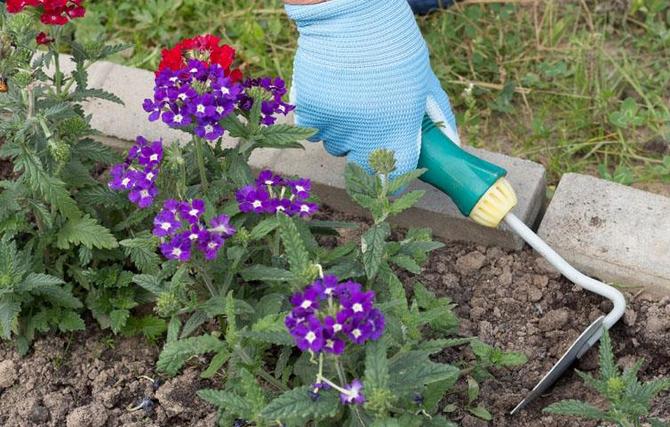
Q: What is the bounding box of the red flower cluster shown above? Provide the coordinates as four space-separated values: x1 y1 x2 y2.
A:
6 0 86 25
157 34 243 82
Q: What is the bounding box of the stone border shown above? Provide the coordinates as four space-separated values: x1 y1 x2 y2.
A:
60 56 669 294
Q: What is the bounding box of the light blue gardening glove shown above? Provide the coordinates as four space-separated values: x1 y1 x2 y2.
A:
285 0 460 176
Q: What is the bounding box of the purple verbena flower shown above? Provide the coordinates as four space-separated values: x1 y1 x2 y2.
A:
239 77 295 126
340 379 365 405
160 234 192 262
209 214 236 237
236 171 319 218
153 210 181 237
108 136 163 209
179 199 205 224
291 315 324 353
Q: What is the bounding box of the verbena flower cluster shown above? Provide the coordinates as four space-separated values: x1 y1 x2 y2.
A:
144 35 293 140
7 0 86 25
239 77 295 126
108 136 163 209
153 199 236 262
285 275 385 355
236 170 318 217
156 34 242 82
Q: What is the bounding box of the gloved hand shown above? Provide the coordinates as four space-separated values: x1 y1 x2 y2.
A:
285 0 460 176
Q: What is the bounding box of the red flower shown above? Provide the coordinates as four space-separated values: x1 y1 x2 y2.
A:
35 31 54 45
157 34 243 82
7 0 86 26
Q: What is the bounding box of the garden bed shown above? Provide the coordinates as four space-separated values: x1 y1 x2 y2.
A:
1 210 668 427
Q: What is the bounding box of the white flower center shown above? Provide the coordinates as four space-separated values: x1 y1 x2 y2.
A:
178 93 187 101
150 154 159 162
300 300 312 310
216 106 224 114
197 104 205 113
190 67 198 74
174 114 183 123
300 205 310 213
140 190 149 198
305 331 316 344
189 209 199 217
189 233 199 241
296 185 305 193
352 303 363 313
276 205 285 212
352 329 362 339
252 200 262 208
146 172 155 180
204 125 214 133
208 242 218 250
172 248 182 257
332 323 342 333
160 222 172 231
221 86 230 95
121 178 130 187
326 339 335 348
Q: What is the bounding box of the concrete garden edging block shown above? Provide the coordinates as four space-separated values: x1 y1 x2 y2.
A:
73 58 547 249
538 173 670 296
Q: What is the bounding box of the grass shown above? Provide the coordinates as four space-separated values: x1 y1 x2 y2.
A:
76 0 670 188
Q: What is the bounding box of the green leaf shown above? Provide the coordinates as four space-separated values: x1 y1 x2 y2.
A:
365 338 390 390
390 254 422 274
240 265 296 283
387 169 426 194
259 124 314 148
109 309 130 334
344 162 378 199
123 315 167 339
201 349 230 379
543 399 608 420
598 328 617 380
58 311 85 332
370 419 401 427
389 352 460 396
467 377 480 404
361 222 390 280
56 215 118 250
167 316 181 343
468 404 493 421
389 190 425 215
120 234 160 274
241 312 293 346
249 217 279 240
498 351 529 367
71 88 123 104
277 214 310 276
219 115 248 139
132 274 163 295
157 334 225 376
261 386 339 422
198 389 253 419
0 300 20 339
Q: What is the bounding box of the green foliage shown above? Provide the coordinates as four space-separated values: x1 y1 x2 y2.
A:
544 328 670 426
157 334 226 376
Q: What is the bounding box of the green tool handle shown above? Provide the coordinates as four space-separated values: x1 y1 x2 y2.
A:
417 115 507 217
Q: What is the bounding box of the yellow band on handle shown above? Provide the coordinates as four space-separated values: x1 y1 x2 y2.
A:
468 178 518 228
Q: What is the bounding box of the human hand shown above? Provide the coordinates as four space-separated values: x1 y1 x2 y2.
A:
285 0 460 176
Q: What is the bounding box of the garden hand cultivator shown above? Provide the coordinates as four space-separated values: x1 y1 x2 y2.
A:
417 116 627 414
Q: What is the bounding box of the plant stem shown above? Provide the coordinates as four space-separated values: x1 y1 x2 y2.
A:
235 346 288 392
52 30 63 96
193 137 209 192
194 261 217 297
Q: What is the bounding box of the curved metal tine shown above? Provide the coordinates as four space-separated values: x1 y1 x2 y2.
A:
510 316 605 415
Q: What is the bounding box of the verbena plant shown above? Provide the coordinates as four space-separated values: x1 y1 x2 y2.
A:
544 328 670 427
1 3 528 425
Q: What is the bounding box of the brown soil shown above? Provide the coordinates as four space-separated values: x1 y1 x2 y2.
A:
0 213 668 426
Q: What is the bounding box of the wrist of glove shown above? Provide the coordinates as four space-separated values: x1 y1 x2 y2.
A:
286 0 459 176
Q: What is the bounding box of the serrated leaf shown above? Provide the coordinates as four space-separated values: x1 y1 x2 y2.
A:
201 349 230 379
365 338 390 390
390 254 422 274
240 265 296 282
121 235 161 274
241 312 293 346
198 389 253 419
387 169 426 194
467 377 480 404
344 162 378 198
71 88 123 104
0 300 20 339
498 351 528 367
56 214 118 250
132 274 163 295
259 124 314 147
123 315 166 339
389 352 459 395
167 316 181 343
543 399 608 420
390 190 425 215
249 217 279 240
261 386 339 422
58 311 85 332
361 223 390 280
598 328 617 380
277 214 310 276
370 419 401 427
74 139 122 164
157 335 225 376
468 404 492 421
110 309 130 334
